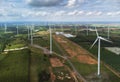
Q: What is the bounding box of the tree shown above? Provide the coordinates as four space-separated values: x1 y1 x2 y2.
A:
38 70 50 82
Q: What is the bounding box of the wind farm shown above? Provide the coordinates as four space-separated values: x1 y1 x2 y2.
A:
0 0 120 82
0 23 120 82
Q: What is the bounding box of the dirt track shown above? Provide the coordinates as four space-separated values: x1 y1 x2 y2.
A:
53 35 97 65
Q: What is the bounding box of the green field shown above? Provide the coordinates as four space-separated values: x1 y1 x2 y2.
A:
6 36 27 49
0 25 120 82
69 33 120 73
0 49 30 82
30 47 51 82
33 33 64 55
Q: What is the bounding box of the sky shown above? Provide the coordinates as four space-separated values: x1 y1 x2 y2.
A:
0 0 120 22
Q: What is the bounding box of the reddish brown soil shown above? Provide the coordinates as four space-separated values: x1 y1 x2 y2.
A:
53 35 97 65
77 55 97 64
49 67 56 82
50 58 64 67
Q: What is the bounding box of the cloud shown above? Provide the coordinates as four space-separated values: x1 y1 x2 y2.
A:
66 0 76 7
26 0 65 7
10 3 16 8
77 11 84 15
106 11 120 16
35 11 49 16
67 10 77 15
86 11 102 16
1 0 120 21
54 11 66 16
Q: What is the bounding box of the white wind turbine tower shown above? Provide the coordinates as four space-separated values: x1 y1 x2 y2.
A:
86 25 89 36
27 24 30 40
53 24 56 32
30 24 34 45
90 27 112 76
107 26 110 39
16 24 19 35
4 24 7 33
49 25 52 54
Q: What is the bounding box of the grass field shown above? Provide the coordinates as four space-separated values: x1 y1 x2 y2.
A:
69 34 120 73
0 49 30 82
33 32 64 55
53 34 120 82
1 26 120 82
6 36 27 49
30 43 74 82
70 57 120 82
30 46 51 82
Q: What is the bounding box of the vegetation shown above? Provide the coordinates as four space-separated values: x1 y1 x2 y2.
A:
0 49 30 82
30 47 51 82
69 32 120 73
6 36 27 49
33 32 64 55
0 33 14 53
53 67 74 82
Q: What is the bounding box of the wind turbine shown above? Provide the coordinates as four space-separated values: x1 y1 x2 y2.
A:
30 24 34 45
4 24 7 33
27 24 30 40
90 27 112 76
16 24 19 35
49 25 52 54
61 24 64 33
86 25 89 36
53 24 56 32
107 26 110 39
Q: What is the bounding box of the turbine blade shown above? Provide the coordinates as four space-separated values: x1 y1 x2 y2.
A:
99 37 112 43
95 27 99 37
90 38 98 49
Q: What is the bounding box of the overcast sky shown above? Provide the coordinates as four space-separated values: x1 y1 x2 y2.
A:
0 0 120 22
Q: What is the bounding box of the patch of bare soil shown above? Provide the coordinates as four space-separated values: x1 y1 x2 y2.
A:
53 35 78 57
50 58 64 67
53 35 97 65
66 49 77 57
77 55 97 64
49 67 56 82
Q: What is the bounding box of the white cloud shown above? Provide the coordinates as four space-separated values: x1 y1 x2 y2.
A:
115 11 120 15
54 11 66 16
67 10 84 16
106 11 120 16
77 11 84 15
67 10 78 15
95 11 102 16
35 11 49 16
86 12 93 16
66 0 76 7
86 11 102 16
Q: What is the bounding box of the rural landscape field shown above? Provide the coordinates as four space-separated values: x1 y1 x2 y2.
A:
0 0 120 82
0 24 120 82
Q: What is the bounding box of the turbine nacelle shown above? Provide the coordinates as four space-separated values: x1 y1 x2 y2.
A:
90 36 112 49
